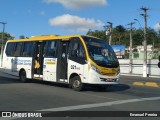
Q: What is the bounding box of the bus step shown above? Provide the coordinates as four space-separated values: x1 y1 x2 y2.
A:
33 77 43 80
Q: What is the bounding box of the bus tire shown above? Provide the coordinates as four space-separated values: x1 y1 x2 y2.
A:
71 76 84 91
19 71 28 83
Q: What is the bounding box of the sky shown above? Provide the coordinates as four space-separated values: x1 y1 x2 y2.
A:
0 0 160 39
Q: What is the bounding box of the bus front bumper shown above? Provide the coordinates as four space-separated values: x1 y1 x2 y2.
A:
87 70 120 85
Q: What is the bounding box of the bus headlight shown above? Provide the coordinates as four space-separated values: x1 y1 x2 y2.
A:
90 64 101 74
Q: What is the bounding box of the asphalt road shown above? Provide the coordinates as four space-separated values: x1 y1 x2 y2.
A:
0 71 160 119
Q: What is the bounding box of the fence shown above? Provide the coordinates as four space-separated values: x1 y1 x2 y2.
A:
119 59 160 78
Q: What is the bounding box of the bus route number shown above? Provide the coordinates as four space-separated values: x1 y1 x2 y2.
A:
71 65 76 69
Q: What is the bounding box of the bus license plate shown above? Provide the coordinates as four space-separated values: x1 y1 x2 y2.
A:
107 78 113 82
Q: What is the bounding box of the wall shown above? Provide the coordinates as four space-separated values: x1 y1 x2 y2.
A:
119 59 160 78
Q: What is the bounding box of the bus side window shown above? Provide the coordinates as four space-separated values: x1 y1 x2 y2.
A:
22 42 33 57
14 42 23 56
71 42 78 57
69 38 86 61
45 41 57 58
6 43 16 56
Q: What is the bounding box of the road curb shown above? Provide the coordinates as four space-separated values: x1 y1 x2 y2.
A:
145 82 159 88
133 82 159 88
121 73 160 78
133 82 144 86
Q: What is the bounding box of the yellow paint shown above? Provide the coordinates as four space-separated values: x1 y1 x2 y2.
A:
35 60 40 69
145 82 159 88
133 82 144 86
45 62 56 65
99 67 118 76
88 64 91 71
87 59 118 76
8 34 82 42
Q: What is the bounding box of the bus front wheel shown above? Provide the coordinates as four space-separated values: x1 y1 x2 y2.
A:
19 71 27 83
71 76 84 91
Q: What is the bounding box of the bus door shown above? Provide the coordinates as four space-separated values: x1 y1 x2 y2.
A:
57 41 69 82
33 41 46 78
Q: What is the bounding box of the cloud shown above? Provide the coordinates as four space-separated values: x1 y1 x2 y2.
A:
49 14 105 32
154 23 160 31
44 0 107 10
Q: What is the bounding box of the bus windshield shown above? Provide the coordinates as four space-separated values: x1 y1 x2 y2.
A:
82 36 119 68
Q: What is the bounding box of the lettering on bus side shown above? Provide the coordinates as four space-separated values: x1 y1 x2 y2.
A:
14 59 32 66
71 65 80 70
44 58 56 65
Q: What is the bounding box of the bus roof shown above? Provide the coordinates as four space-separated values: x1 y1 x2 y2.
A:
7 34 99 42
7 34 83 42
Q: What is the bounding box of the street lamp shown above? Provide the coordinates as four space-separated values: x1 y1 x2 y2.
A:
0 22 7 67
107 22 113 45
134 19 143 29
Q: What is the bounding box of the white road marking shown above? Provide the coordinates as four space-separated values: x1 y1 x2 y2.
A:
38 96 160 111
2 97 160 120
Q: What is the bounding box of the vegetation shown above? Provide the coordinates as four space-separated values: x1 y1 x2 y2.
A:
19 35 28 39
0 32 14 41
87 25 160 49
0 32 14 49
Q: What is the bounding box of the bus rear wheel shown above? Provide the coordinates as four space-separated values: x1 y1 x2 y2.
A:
71 76 84 91
19 71 28 83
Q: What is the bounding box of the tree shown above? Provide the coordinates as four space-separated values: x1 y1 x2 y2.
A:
19 35 27 39
0 32 14 53
0 32 14 41
132 29 144 46
0 32 14 46
86 30 108 42
112 25 126 44
86 25 160 49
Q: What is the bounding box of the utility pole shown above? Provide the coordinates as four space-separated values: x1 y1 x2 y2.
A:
127 22 135 74
140 7 149 77
0 22 7 67
107 22 113 45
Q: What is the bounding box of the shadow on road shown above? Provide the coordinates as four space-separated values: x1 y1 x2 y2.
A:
83 84 130 92
0 76 21 84
107 84 130 92
0 74 130 92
